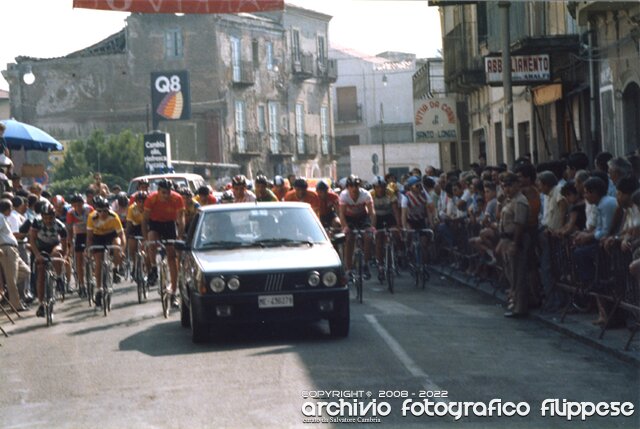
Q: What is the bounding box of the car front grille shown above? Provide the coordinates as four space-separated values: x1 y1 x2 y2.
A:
263 273 285 292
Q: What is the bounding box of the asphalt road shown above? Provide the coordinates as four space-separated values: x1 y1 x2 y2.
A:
1 272 638 429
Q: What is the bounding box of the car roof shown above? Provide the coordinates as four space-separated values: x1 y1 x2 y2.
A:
199 202 311 212
130 173 205 181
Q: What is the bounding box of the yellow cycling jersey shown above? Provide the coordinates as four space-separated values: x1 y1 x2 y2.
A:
126 203 144 226
87 210 123 236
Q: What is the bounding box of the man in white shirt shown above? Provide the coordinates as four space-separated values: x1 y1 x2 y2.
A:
0 199 30 311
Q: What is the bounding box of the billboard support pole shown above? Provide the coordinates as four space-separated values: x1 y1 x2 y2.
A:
499 1 515 164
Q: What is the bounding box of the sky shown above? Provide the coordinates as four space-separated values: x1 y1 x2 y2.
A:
0 0 441 91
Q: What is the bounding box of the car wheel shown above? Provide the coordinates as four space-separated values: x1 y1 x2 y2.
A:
180 293 191 328
329 307 350 338
190 299 206 343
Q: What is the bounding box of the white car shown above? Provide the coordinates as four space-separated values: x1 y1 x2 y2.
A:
127 173 207 194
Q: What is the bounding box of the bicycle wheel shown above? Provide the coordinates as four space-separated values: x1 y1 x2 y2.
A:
85 258 94 307
102 288 109 316
159 262 170 318
356 251 363 304
44 270 53 326
135 254 144 304
386 245 394 294
414 242 422 288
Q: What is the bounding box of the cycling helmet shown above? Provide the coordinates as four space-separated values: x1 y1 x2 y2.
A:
157 178 172 190
255 175 269 186
273 175 286 186
232 175 247 186
197 185 210 195
136 190 149 201
221 190 235 203
371 176 386 187
406 175 421 188
345 174 361 187
93 196 110 210
116 192 128 207
293 177 308 189
179 187 194 198
138 178 149 186
51 195 65 206
315 179 330 192
41 204 56 216
69 193 84 204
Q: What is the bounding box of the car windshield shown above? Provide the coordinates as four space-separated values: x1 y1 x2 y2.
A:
193 207 327 250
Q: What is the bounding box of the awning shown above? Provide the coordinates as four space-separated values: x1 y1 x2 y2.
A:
73 0 284 14
533 83 562 106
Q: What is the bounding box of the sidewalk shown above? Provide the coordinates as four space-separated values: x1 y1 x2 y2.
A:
431 264 640 367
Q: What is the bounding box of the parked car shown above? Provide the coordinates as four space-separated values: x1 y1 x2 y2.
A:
127 173 207 195
177 202 349 343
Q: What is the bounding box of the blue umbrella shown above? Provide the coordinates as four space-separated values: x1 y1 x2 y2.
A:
0 119 63 152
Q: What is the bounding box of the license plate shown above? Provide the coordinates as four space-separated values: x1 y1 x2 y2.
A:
258 294 294 308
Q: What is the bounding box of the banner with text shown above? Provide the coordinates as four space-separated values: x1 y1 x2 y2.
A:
73 0 284 14
414 98 459 143
485 54 551 85
144 132 172 174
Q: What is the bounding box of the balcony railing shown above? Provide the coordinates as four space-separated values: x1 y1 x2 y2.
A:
336 103 362 124
320 135 334 156
443 22 484 93
268 133 294 157
292 52 314 79
296 134 318 159
231 61 255 86
317 58 338 83
232 132 261 156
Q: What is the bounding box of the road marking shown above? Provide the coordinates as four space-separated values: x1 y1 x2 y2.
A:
365 314 444 393
367 299 422 316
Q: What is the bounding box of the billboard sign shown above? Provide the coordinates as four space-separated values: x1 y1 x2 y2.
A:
485 54 551 85
73 0 284 14
414 98 459 143
144 131 172 174
151 71 191 127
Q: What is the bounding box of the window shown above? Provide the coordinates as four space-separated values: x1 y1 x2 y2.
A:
165 29 183 59
268 101 279 152
257 105 266 134
336 86 359 122
252 39 259 68
320 106 329 154
292 29 301 62
295 103 305 153
231 36 241 82
235 100 246 152
317 35 326 65
266 41 274 70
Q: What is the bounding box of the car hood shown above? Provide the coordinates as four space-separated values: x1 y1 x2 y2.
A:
193 243 341 273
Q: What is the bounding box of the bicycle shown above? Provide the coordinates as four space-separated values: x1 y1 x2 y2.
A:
380 226 399 293
87 244 121 316
148 239 182 318
349 229 370 304
40 252 67 327
405 228 433 290
132 236 149 304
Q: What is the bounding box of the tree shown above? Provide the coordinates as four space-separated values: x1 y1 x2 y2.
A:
50 129 144 195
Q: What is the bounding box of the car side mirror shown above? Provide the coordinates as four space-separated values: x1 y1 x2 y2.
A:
331 233 345 245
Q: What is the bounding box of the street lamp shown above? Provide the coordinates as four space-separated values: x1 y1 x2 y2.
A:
380 74 387 176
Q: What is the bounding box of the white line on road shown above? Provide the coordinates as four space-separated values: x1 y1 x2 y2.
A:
365 314 444 394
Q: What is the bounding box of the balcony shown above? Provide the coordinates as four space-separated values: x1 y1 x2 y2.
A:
268 133 294 157
335 103 362 124
443 21 484 94
231 61 254 87
292 52 314 80
296 134 318 159
320 135 335 157
232 132 262 157
317 58 338 83
574 1 640 25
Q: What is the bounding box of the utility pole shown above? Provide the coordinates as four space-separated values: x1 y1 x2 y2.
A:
499 1 514 164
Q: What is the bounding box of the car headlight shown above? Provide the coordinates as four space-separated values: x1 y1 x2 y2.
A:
322 271 338 287
227 276 240 291
308 271 321 287
210 276 226 293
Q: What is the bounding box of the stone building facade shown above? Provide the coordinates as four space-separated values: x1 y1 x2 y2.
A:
2 4 338 181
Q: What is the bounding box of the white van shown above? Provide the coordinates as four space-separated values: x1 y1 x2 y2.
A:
127 173 207 195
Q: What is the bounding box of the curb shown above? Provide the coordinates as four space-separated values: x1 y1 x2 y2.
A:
431 265 640 368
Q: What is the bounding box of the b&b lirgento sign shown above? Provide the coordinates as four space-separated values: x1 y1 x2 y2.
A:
144 132 172 174
485 54 551 85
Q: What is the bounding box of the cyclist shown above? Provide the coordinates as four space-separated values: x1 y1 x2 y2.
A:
194 185 217 206
272 175 288 201
339 175 376 279
126 191 149 278
51 195 69 224
284 178 321 216
29 204 68 318
142 178 185 307
230 175 257 202
254 175 278 202
66 193 94 296
86 196 126 302
370 176 401 278
315 179 341 231
179 187 200 233
401 175 434 265
111 192 129 226
128 178 150 205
